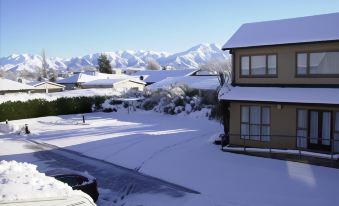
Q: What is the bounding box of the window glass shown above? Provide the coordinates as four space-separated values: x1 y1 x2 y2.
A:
268 55 277 75
250 106 261 124
297 110 307 129
251 56 266 75
241 124 249 139
241 56 250 75
250 125 261 140
241 106 249 123
297 53 307 75
297 130 307 148
310 111 319 144
336 112 339 131
261 126 270 141
322 112 331 145
240 106 270 141
262 107 270 125
310 52 339 74
334 133 339 152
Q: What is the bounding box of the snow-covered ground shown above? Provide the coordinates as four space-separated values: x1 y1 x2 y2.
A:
1 111 339 205
0 88 121 104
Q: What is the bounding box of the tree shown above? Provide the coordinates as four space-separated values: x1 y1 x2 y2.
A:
146 59 161 70
97 54 112 74
199 59 232 91
41 49 49 79
47 67 57 82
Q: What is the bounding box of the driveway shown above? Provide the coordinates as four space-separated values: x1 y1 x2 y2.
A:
0 136 198 205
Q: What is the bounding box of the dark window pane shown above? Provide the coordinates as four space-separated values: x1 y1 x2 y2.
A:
268 55 277 75
297 53 307 75
241 56 250 75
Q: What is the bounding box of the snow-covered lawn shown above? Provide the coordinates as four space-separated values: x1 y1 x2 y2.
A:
1 110 339 205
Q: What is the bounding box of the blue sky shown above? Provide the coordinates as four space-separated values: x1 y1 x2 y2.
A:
1 0 339 58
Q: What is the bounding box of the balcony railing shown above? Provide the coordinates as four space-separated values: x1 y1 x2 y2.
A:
221 134 339 159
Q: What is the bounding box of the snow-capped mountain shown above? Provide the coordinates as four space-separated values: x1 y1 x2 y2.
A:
0 43 229 73
0 54 66 73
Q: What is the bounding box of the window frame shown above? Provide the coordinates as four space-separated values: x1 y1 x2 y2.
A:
295 50 339 77
240 54 278 78
240 105 271 142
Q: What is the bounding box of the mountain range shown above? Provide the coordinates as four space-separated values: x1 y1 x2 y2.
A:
0 43 229 74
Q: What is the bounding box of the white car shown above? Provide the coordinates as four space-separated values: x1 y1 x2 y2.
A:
0 192 96 206
0 161 96 206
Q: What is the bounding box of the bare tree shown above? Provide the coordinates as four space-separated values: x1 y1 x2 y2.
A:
18 69 37 80
200 59 232 91
146 59 161 70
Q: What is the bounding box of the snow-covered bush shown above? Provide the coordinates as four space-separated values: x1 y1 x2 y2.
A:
141 85 217 118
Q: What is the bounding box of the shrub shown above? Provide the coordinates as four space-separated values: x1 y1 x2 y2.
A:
0 96 107 122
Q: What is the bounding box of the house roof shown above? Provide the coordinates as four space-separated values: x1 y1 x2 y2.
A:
133 69 197 83
57 73 98 84
82 78 145 86
26 81 65 88
0 78 35 91
218 86 339 105
222 12 339 50
147 75 219 91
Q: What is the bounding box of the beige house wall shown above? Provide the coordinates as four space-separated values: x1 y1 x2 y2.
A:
34 83 64 90
32 83 64 93
234 41 339 85
229 101 339 150
82 81 145 91
113 81 145 91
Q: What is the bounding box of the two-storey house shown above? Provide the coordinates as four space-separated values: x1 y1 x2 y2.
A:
219 13 339 154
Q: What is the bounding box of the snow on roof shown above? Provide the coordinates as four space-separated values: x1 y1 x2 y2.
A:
57 73 98 84
133 69 197 83
26 81 65 88
218 86 339 105
0 160 74 202
82 77 145 86
57 72 136 84
147 75 219 91
223 12 339 49
0 78 35 91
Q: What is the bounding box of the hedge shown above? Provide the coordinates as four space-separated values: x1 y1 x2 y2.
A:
0 96 107 122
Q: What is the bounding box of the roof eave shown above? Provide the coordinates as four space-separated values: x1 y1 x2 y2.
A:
222 39 339 51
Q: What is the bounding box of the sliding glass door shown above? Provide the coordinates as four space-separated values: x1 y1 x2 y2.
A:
308 111 332 150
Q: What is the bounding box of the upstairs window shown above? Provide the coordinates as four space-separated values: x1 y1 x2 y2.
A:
241 54 277 76
296 52 339 76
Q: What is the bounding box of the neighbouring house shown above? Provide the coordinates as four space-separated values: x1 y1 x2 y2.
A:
26 81 65 93
219 13 339 154
121 67 146 75
0 78 35 95
81 77 146 91
133 69 197 85
56 73 99 90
